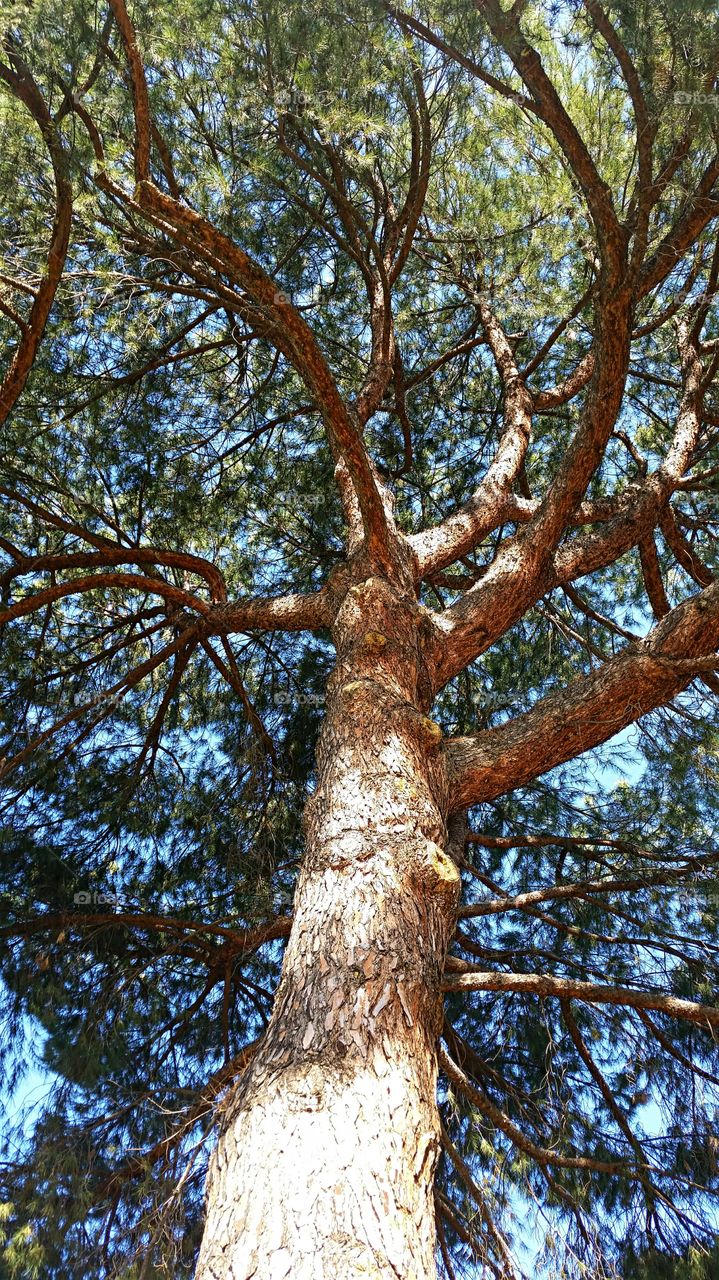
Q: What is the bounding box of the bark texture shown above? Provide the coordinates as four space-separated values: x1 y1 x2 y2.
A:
195 572 460 1280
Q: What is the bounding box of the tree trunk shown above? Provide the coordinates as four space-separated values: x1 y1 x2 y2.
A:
195 573 460 1280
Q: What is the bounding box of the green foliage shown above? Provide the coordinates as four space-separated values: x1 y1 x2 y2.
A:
624 1241 719 1280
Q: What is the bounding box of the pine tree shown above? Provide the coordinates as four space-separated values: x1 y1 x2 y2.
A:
1 1 719 1276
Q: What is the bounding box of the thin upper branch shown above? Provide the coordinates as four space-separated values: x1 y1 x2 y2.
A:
458 853 719 920
477 0 626 279
408 297 533 575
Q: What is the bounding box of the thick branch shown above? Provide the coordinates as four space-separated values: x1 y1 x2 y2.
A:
0 572 331 636
446 581 719 807
442 970 719 1031
0 572 210 626
427 315 707 686
0 910 291 954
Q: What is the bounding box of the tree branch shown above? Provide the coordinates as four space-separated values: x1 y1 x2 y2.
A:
445 581 719 807
0 47 72 424
442 971 719 1031
104 0 398 573
439 1045 627 1173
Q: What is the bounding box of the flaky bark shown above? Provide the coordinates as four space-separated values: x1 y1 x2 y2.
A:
195 573 460 1280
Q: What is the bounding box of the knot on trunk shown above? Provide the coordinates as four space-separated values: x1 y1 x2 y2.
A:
415 840 461 898
362 629 388 652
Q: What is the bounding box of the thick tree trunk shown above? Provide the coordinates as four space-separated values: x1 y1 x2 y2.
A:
195 574 460 1280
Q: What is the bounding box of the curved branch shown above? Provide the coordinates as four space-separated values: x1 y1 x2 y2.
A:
0 49 72 424
0 569 332 636
0 572 210 626
104 0 397 572
0 549 227 602
439 1046 627 1173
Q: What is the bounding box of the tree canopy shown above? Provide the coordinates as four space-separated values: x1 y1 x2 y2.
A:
1 0 719 1276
